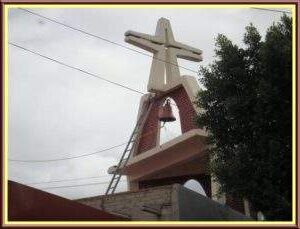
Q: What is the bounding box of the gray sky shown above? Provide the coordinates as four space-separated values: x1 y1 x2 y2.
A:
8 6 289 199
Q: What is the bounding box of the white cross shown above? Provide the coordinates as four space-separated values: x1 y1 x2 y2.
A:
125 17 203 93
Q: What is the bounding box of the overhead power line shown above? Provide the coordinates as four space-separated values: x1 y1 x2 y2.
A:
9 42 180 107
9 42 145 95
18 8 198 74
8 121 163 163
40 179 126 190
9 141 128 162
251 7 292 14
23 149 208 190
9 42 180 106
28 151 207 190
26 175 110 185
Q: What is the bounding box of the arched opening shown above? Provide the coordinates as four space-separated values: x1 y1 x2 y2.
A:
159 98 181 145
184 179 207 196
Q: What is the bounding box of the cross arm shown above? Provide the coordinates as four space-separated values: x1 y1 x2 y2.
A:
171 40 202 55
125 33 162 53
125 30 164 44
176 48 203 62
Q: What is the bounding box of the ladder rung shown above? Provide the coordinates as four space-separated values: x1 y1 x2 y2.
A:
123 154 130 159
125 149 131 154
105 101 153 195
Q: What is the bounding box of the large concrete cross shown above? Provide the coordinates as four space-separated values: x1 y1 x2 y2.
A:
125 17 203 93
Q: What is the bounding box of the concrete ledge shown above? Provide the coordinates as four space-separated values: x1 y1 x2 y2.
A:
122 129 208 181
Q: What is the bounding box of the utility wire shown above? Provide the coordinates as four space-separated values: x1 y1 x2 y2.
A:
9 141 128 162
38 151 208 190
25 149 208 190
8 42 178 163
8 120 164 163
9 42 181 108
251 7 292 14
18 8 198 74
40 179 126 190
9 42 145 95
26 175 110 185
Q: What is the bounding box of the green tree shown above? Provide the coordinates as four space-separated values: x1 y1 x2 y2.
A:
196 15 292 220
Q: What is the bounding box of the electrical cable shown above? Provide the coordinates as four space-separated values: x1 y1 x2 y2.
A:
38 179 127 190
8 121 163 163
11 131 208 190
25 175 110 185
9 42 145 95
8 45 180 163
250 7 292 14
8 141 128 163
9 42 180 108
34 150 209 190
18 8 198 74
21 147 208 190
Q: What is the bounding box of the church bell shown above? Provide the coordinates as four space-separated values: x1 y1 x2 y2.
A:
158 99 176 122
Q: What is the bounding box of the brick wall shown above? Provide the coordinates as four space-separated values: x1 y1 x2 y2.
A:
137 86 198 154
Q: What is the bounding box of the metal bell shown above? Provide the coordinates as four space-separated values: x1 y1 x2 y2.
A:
158 99 176 122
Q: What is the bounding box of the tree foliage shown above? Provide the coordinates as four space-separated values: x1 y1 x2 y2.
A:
196 15 292 220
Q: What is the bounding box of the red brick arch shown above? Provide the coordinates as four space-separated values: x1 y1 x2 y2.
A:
137 86 198 154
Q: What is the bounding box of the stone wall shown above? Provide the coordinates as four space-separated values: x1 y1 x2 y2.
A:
77 184 251 221
77 185 178 221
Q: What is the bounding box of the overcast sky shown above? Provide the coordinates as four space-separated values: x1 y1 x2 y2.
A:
8 6 290 200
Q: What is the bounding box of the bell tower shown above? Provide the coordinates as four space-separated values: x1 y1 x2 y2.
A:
108 18 247 215
122 17 212 195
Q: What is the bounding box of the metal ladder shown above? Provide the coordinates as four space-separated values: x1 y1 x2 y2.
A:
105 99 153 195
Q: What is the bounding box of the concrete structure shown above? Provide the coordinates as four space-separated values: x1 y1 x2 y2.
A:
105 17 252 219
8 181 127 221
125 18 202 93
77 184 251 221
116 17 225 204
121 18 211 194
